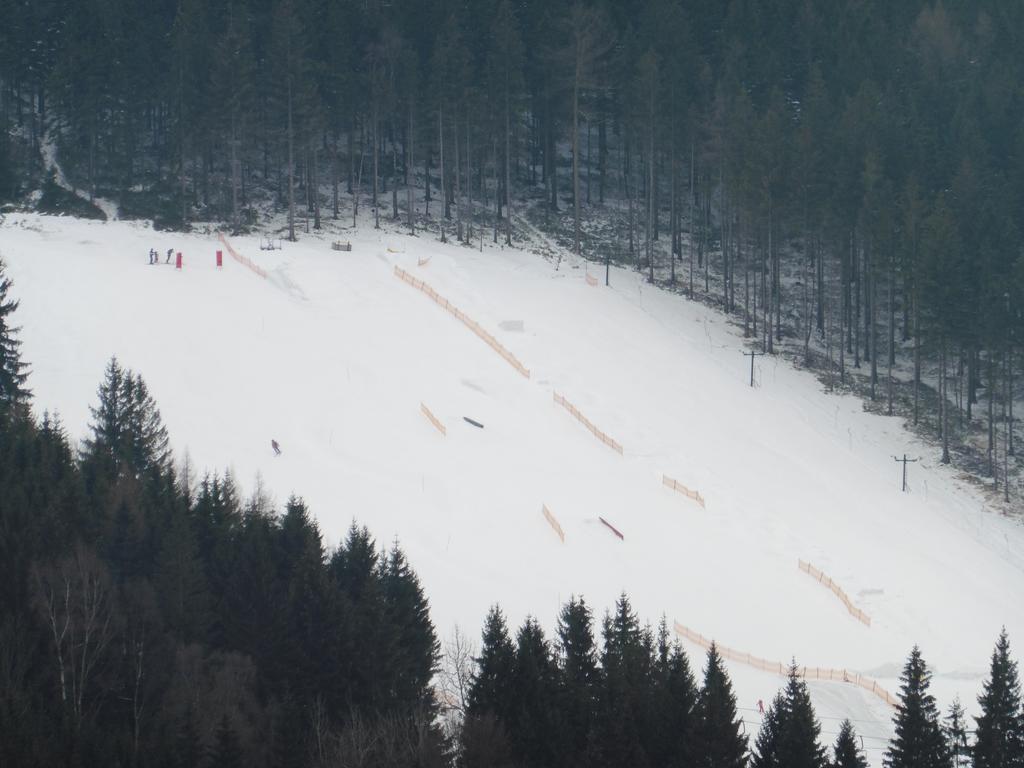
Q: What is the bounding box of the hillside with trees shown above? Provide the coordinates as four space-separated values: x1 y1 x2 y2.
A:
3 0 1023 499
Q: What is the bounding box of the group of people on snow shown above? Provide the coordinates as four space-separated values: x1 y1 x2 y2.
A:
147 247 174 265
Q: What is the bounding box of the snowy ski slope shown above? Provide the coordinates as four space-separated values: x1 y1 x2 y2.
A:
3 212 1022 763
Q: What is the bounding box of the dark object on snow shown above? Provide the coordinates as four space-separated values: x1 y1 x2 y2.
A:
463 417 484 429
271 439 281 455
148 248 156 264
166 248 173 264
599 517 624 540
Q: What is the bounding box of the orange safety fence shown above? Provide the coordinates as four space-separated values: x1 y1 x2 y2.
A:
218 234 268 279
394 266 531 379
542 505 565 543
420 402 446 436
662 475 706 509
585 273 598 286
798 560 872 627
553 392 624 455
672 621 897 708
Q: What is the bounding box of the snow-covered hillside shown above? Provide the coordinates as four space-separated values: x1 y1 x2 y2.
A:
3 212 1022 764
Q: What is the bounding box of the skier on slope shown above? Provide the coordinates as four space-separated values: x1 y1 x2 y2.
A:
148 248 156 264
271 439 281 456
166 248 174 264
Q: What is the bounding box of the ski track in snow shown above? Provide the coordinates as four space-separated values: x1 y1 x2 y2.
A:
2 213 1023 765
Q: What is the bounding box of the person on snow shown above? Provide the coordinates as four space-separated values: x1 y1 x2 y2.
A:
148 248 156 264
757 699 765 715
271 439 281 456
166 248 174 264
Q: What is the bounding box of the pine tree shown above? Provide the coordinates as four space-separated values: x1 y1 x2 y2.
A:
0 259 29 415
832 720 869 768
885 646 952 768
381 541 440 713
467 605 515 724
973 630 1024 768
82 358 170 480
752 692 787 768
945 697 970 768
778 663 827 768
596 594 657 767
557 595 600 768
657 635 698 768
693 643 748 768
508 616 560 767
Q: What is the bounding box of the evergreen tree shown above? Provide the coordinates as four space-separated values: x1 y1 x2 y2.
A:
973 630 1024 768
82 358 170 481
693 643 748 768
752 692 787 768
508 616 560 767
596 594 657 768
832 720 869 768
656 633 698 768
778 663 827 768
556 595 600 768
467 605 515 724
945 697 971 768
0 259 29 415
885 646 952 768
381 541 440 713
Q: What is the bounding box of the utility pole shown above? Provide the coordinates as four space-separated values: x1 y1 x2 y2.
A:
893 454 919 492
743 348 765 388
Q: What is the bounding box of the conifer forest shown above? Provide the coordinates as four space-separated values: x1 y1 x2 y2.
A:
5 0 1024 491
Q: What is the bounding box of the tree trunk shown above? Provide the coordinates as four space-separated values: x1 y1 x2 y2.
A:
373 105 380 229
408 99 415 234
647 83 655 284
438 105 446 242
689 141 694 298
230 117 240 234
312 142 320 230
941 338 950 464
332 133 339 219
287 75 295 241
454 111 462 241
573 61 581 257
505 81 512 246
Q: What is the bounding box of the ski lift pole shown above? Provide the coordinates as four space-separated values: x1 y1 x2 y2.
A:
893 454 919 492
743 348 765 387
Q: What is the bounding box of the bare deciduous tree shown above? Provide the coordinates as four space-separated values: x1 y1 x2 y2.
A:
33 545 116 731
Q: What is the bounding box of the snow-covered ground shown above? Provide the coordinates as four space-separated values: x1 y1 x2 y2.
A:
3 212 1022 763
